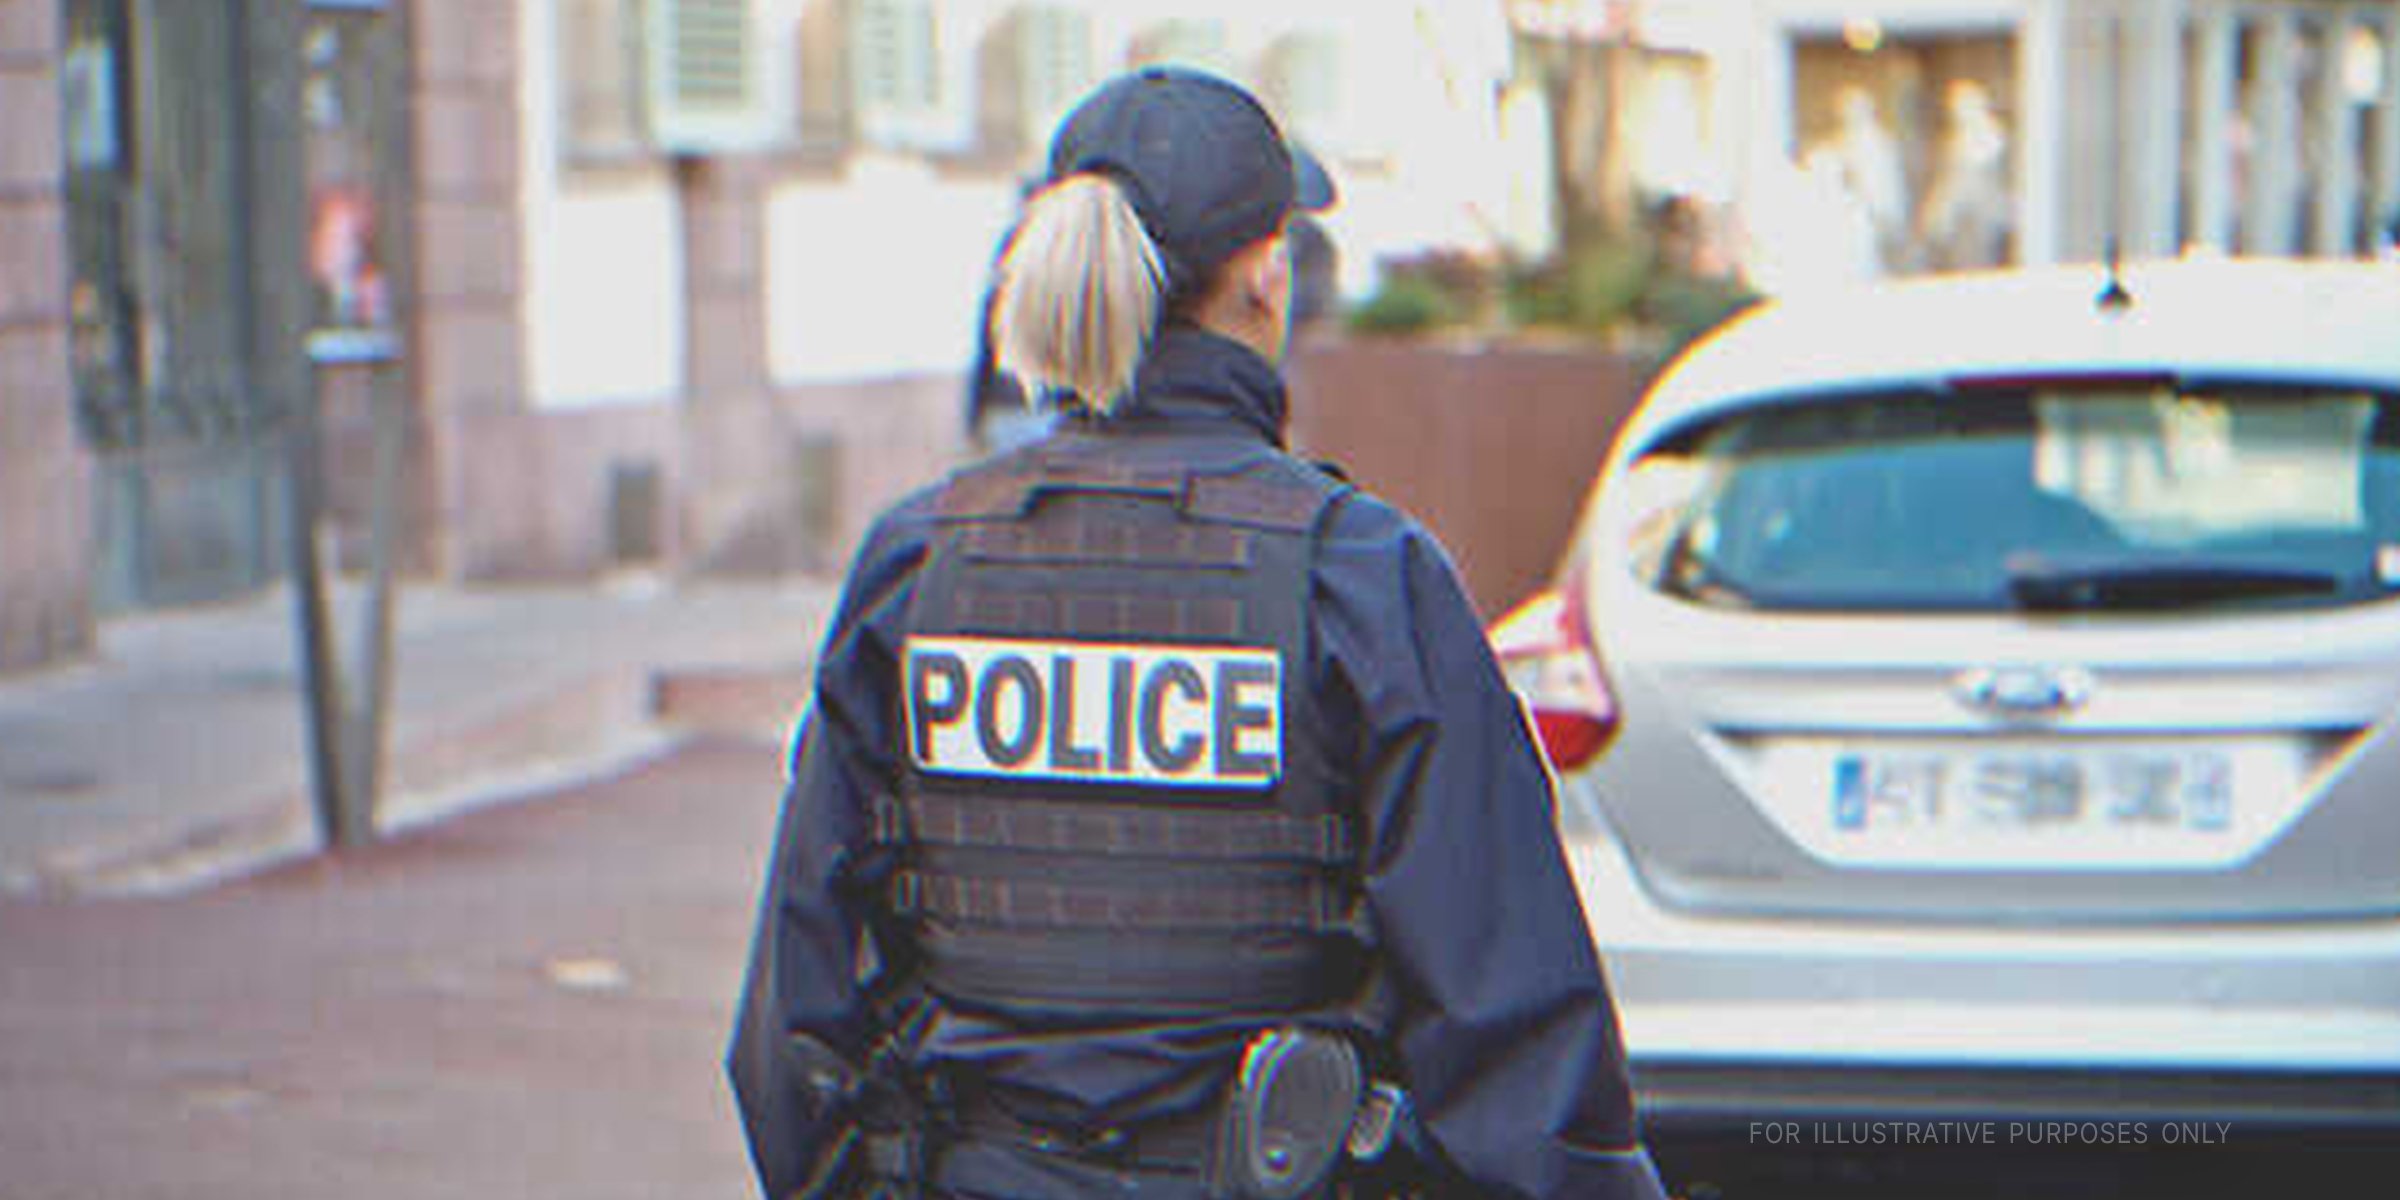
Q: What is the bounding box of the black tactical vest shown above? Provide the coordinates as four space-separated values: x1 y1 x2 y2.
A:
882 431 1365 1021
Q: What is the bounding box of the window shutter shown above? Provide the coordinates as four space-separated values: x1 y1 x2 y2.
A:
645 0 776 153
1020 6 1093 147
849 0 969 152
987 3 1094 155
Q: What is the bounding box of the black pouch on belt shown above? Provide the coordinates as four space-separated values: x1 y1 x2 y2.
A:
1208 1027 1366 1200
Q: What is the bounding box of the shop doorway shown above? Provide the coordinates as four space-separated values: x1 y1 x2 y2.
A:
64 0 291 612
1791 26 2019 276
62 0 406 613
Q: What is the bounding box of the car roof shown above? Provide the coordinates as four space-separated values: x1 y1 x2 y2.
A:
1624 257 2400 454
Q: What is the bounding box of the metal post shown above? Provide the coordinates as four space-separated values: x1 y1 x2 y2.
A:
342 0 414 825
2016 0 2065 266
2191 5 2236 253
2245 11 2300 255
321 0 414 831
2370 4 2400 246
344 362 404 816
2131 0 2185 257
2324 14 2361 255
243 0 366 847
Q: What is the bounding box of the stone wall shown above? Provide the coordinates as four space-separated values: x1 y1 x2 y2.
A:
675 157 790 575
430 375 967 589
409 0 533 579
0 0 91 675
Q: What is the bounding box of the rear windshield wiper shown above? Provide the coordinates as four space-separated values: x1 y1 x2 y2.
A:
1655 533 1761 608
2004 558 2342 611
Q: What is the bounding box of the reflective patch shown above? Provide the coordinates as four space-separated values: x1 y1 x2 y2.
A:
904 635 1281 787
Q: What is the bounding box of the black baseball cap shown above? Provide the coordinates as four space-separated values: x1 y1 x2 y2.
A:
1047 66 1337 296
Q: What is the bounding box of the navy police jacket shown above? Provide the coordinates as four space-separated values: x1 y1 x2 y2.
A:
727 325 1668 1200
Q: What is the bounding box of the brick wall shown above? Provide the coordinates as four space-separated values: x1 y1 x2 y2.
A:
0 0 91 675
773 375 968 574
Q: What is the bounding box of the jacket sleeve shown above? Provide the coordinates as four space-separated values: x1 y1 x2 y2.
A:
1316 508 1669 1200
726 510 927 1199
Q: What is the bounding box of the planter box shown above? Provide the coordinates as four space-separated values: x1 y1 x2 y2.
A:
1288 334 1650 620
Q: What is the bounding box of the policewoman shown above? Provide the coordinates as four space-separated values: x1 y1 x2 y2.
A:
728 66 1669 1200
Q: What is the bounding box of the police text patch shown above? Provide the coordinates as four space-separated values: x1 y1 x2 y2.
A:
904 636 1281 787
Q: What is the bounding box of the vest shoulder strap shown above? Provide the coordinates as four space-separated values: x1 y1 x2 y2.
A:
932 439 1351 534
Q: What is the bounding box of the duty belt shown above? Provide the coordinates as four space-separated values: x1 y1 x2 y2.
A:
947 1097 1218 1175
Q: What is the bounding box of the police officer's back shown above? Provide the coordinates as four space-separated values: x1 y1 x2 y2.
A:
727 66 1670 1200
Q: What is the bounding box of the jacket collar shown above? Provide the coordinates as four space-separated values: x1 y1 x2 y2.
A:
1074 323 1289 447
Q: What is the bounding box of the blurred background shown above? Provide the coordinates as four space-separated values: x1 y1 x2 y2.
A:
3 3 2399 1196
6 0 2398 664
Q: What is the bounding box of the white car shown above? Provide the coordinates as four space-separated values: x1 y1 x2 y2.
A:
1490 259 2400 1180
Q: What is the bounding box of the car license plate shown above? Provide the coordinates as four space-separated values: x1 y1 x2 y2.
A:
1748 737 2310 869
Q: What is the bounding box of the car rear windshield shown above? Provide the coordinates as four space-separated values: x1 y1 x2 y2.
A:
1633 382 2400 612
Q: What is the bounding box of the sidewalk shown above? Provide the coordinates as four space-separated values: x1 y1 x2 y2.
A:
0 736 791 1200
0 574 838 898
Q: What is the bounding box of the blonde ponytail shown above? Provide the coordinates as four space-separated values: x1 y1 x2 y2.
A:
990 174 1165 415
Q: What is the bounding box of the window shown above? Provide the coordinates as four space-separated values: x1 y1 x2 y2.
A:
850 0 968 151
1645 385 2400 612
1790 31 2017 274
646 0 775 152
996 4 1094 156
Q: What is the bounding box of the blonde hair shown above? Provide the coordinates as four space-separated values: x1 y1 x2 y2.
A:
990 174 1165 414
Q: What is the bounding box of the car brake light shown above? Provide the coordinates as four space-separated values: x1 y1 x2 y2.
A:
1529 705 1614 773
1488 572 1620 771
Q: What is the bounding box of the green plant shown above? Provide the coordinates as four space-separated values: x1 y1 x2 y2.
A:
1345 220 1758 351
1348 250 1501 336
1346 272 1459 335
1504 233 1655 336
1640 271 1762 359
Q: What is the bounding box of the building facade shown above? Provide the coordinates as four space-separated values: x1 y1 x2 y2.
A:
1533 0 2400 291
0 0 85 673
6 0 2399 674
0 0 1518 674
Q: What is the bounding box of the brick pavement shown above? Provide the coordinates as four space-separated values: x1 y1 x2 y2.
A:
0 736 787 1200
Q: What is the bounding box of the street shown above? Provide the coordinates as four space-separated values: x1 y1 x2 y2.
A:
0 737 784 1200
6 733 2395 1200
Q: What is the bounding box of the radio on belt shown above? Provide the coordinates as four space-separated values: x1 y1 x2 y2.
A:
905 635 1282 787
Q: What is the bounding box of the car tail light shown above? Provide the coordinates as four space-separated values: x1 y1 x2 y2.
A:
1488 569 1619 771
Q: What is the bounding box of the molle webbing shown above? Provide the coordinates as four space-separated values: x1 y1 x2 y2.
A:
873 791 1358 935
929 452 1329 642
879 793 1353 864
894 438 1360 1018
946 589 1245 642
888 868 1351 933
